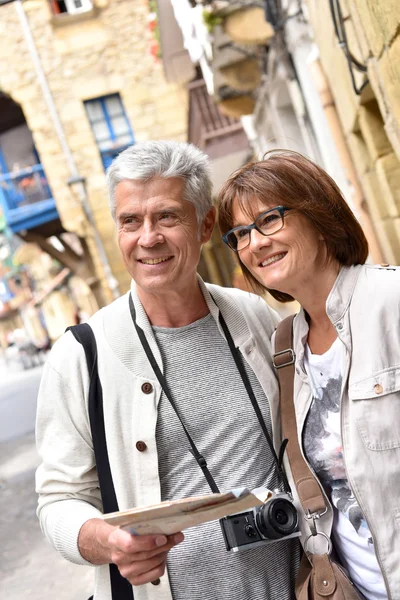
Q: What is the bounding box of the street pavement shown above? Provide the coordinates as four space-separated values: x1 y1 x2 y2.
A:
0 358 94 599
0 363 42 442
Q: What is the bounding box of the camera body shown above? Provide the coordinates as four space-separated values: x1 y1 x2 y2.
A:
221 490 300 552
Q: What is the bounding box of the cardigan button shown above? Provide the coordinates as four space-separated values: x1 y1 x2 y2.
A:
136 441 147 452
374 383 383 394
151 578 161 586
141 382 153 394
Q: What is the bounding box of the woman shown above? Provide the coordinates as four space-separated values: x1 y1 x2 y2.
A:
217 151 399 600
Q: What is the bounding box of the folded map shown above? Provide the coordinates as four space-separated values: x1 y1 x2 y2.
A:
102 487 272 536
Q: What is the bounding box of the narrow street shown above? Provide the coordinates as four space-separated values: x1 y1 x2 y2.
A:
0 361 42 442
0 360 94 599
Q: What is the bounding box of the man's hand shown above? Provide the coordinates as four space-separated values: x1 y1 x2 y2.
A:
78 518 184 586
108 527 184 585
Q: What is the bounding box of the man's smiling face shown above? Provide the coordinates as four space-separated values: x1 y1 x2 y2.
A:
116 177 213 297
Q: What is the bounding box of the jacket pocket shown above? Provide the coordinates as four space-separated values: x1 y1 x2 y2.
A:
349 367 400 451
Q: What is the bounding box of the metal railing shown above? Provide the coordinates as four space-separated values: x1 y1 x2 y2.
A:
188 79 244 149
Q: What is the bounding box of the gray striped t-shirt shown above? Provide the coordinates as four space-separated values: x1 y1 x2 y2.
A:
154 313 298 600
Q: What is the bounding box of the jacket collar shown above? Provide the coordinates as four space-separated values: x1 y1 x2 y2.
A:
325 264 362 323
292 264 363 371
198 276 252 349
128 275 253 363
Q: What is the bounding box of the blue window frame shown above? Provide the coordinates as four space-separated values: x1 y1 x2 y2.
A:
84 94 135 170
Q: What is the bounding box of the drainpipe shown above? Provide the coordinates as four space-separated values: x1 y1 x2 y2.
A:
14 0 120 300
308 58 383 264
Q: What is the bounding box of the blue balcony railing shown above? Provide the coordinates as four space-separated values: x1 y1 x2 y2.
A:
0 164 59 233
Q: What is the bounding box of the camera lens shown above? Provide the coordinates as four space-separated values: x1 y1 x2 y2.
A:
256 498 298 540
275 509 289 525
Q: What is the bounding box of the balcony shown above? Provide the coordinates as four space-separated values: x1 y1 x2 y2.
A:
0 164 59 234
188 79 249 160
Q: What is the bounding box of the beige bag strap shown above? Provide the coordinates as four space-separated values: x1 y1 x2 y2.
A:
274 315 327 524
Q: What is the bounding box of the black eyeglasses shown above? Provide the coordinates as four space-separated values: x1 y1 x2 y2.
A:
222 206 291 252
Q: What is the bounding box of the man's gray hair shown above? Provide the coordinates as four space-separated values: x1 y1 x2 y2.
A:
106 141 213 224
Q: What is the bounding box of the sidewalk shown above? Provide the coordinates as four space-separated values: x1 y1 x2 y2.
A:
0 431 94 599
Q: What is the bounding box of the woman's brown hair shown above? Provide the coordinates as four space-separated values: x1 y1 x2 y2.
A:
217 150 369 302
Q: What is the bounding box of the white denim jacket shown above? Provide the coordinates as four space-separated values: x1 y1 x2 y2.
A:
282 264 400 600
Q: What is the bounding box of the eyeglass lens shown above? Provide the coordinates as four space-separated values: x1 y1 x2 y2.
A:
229 208 284 250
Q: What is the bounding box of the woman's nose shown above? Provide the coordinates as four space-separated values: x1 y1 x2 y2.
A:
248 228 272 252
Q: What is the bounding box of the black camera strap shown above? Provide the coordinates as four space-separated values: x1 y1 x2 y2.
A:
129 294 219 494
129 294 290 494
217 310 290 493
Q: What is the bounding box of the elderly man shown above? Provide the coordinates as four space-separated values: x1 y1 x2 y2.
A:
36 141 298 600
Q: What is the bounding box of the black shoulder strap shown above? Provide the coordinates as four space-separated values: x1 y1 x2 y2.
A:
67 323 134 600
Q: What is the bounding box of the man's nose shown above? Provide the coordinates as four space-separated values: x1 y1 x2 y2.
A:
138 222 163 247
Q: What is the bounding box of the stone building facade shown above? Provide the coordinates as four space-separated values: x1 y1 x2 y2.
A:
0 0 187 300
173 1 400 266
305 0 400 264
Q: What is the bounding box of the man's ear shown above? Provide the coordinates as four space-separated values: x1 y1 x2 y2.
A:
200 206 216 244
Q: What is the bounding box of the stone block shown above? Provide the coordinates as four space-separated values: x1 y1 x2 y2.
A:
358 81 376 106
53 19 110 54
361 170 391 220
154 92 184 114
87 173 108 192
367 58 389 120
353 0 385 58
376 153 400 217
155 104 185 125
12 84 41 104
153 117 186 138
173 132 187 143
384 115 400 163
374 218 399 265
358 101 392 161
331 73 360 135
135 130 151 142
107 74 125 95
36 137 64 155
348 1 371 63
342 13 367 73
361 0 400 48
132 112 157 131
315 31 360 134
24 0 44 13
347 131 373 175
224 7 274 45
123 84 152 105
72 77 110 101
376 39 400 133
24 110 50 132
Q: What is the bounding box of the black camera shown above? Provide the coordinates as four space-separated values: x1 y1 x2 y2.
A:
221 490 300 552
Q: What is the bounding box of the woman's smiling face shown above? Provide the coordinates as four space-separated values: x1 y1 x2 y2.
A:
232 198 326 298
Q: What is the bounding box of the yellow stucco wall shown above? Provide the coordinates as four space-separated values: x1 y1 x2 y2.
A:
306 0 400 263
0 0 187 297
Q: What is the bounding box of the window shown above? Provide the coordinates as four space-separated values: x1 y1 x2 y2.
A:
84 94 135 170
50 0 93 15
